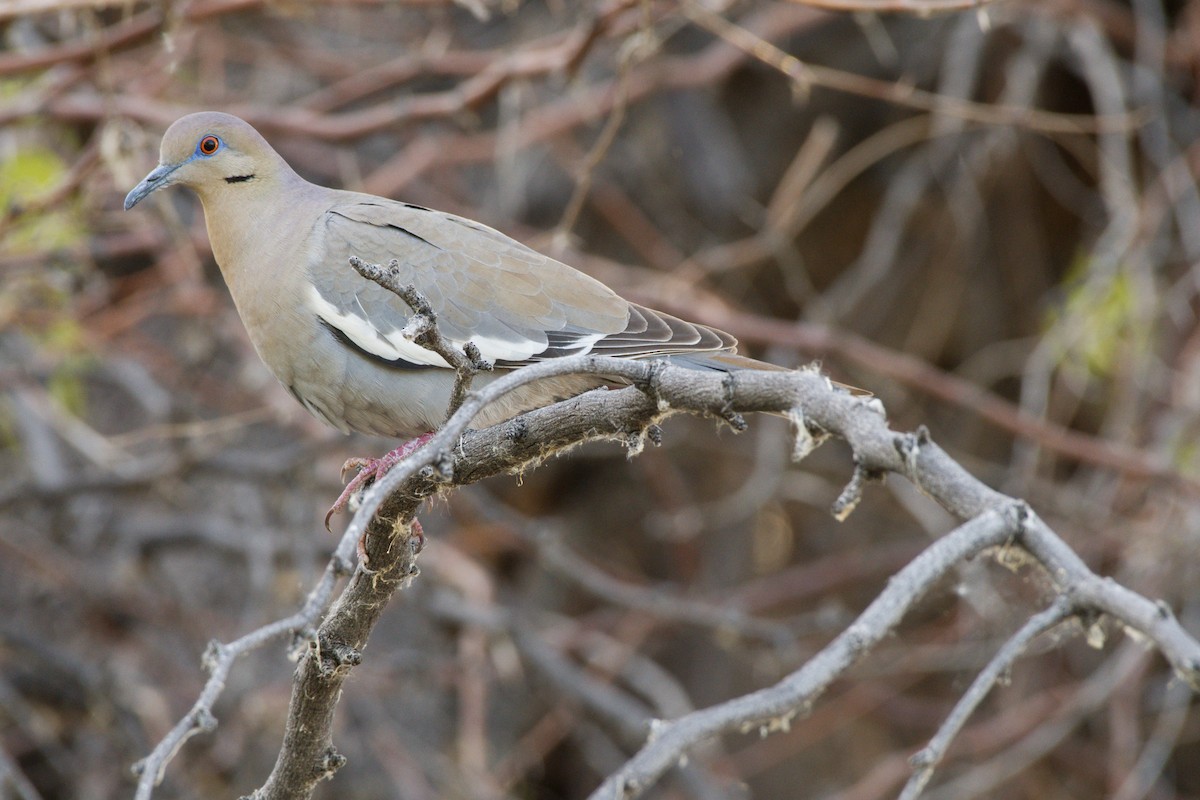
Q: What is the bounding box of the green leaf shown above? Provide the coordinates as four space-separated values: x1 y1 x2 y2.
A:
0 145 85 254
1045 258 1142 379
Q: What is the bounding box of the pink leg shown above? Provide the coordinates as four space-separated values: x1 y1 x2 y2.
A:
325 432 434 531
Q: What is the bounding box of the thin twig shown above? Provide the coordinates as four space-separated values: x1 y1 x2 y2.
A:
681 2 1145 135
901 596 1077 799
553 18 643 244
348 256 493 420
126 348 1200 799
534 527 798 649
589 505 1030 799
131 554 352 800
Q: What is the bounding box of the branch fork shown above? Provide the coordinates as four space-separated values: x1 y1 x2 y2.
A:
132 270 1200 800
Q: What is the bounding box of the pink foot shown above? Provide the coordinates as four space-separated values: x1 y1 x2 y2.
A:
325 432 434 531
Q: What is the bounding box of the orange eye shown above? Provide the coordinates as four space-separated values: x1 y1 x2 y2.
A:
198 135 220 155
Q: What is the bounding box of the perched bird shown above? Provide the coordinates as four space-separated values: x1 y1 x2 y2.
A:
124 112 809 519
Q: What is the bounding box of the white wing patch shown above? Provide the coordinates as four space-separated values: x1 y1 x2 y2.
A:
306 285 563 366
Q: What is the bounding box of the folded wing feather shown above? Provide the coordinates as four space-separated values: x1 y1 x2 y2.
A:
305 197 738 369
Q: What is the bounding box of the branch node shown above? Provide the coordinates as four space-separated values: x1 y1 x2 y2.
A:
858 392 887 417
317 746 347 780
504 415 531 443
313 636 363 678
192 707 217 734
785 406 829 462
831 460 883 522
645 423 663 446
717 372 749 431
1156 600 1174 620
893 425 931 482
331 554 355 577
1003 500 1032 535
462 340 493 372
431 449 454 481
722 411 748 432
201 640 223 673
635 359 670 411
334 643 364 668
843 624 869 657
909 748 935 769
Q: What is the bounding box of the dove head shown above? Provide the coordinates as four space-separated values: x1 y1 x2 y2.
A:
124 112 294 210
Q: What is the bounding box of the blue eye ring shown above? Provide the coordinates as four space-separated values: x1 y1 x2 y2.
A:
197 135 221 157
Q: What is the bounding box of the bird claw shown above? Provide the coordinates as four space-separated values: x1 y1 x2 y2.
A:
324 433 435 532
340 457 372 485
325 464 378 532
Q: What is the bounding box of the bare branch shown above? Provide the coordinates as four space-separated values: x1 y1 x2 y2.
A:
533 527 799 650
902 596 1077 799
348 256 493 420
260 351 1200 800
587 505 1029 799
132 554 354 800
782 0 998 10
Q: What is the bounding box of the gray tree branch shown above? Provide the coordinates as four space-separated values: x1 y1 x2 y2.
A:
135 300 1200 800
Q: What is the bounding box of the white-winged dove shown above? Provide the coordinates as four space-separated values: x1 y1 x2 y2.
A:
125 113 808 518
123 112 801 432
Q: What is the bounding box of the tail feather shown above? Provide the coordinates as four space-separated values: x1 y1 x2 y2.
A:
663 351 787 372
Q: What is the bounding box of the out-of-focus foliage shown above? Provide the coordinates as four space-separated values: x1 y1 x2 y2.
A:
0 143 82 252
1049 260 1142 378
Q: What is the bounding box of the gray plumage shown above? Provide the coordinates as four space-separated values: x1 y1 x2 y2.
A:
125 112 780 439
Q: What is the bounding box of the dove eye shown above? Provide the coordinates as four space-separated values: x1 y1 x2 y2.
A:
197 135 221 156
